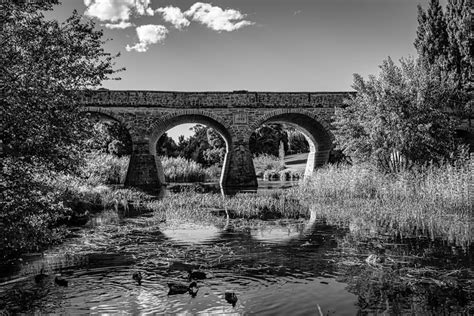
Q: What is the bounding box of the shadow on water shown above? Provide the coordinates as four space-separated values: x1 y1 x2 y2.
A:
0 185 472 314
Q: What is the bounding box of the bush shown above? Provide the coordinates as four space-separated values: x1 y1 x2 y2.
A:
203 147 225 166
204 164 222 181
253 154 285 176
1 159 71 260
80 152 129 185
161 156 206 182
334 57 464 171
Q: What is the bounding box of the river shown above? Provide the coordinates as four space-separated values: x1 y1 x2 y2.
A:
0 182 472 314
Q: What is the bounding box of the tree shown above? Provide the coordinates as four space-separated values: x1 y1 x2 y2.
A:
287 128 309 154
1 1 121 258
2 1 121 171
414 0 449 66
445 0 470 89
87 121 132 156
334 57 461 171
156 133 179 157
250 124 288 156
415 0 472 143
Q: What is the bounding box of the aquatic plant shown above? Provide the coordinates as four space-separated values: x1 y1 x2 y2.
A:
295 162 472 247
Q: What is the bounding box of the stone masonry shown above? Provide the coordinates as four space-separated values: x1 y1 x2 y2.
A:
80 90 352 190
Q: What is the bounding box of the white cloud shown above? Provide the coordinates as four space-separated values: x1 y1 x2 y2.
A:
84 0 153 23
103 21 134 29
156 6 190 30
126 24 168 52
184 2 254 32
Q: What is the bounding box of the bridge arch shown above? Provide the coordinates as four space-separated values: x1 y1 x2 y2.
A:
249 109 334 178
147 110 234 186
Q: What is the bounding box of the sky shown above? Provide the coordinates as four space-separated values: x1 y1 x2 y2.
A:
49 0 440 139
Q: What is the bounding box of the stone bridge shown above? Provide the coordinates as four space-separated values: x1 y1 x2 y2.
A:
79 90 473 191
80 90 353 190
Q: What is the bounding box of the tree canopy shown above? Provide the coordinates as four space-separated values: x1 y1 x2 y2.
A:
334 57 462 170
2 1 121 171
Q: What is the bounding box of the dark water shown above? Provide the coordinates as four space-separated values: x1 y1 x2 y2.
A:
0 192 472 314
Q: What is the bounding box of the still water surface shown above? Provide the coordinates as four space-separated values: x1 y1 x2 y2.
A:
0 183 471 314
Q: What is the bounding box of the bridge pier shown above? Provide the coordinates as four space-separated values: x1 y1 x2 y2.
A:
124 141 161 191
221 141 258 189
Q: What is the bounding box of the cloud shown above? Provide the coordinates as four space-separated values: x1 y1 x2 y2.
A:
102 21 134 29
156 6 190 30
126 24 168 52
184 2 254 32
84 0 153 23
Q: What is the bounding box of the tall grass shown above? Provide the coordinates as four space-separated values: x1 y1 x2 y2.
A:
295 162 472 246
81 152 129 185
161 156 220 182
253 154 285 177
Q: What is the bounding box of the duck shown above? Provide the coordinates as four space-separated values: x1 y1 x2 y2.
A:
54 276 68 287
132 271 142 285
188 281 199 298
167 281 198 296
225 292 238 307
188 270 207 281
34 269 48 284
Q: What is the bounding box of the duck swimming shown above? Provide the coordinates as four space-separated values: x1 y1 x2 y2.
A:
132 271 143 285
168 281 198 297
225 292 238 307
34 269 47 284
54 276 68 287
188 270 206 281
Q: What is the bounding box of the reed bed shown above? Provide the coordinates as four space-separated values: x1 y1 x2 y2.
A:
295 162 472 247
160 156 220 182
80 152 129 185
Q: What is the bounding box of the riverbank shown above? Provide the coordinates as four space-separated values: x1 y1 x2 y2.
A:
1 158 471 261
0 160 472 314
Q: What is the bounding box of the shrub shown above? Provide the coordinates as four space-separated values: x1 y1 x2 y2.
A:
1 159 71 260
161 156 206 182
253 154 286 176
80 151 129 185
204 164 222 181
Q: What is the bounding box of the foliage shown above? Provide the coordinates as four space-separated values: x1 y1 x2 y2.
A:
250 124 288 156
334 57 463 170
2 2 120 171
0 160 71 260
160 156 221 182
414 0 449 66
287 129 309 154
445 0 471 89
159 125 226 166
80 152 129 185
202 147 226 166
156 132 179 157
1 1 120 259
86 121 132 156
415 0 472 124
253 154 286 176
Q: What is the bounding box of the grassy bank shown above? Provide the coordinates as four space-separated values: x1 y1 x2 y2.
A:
2 155 471 260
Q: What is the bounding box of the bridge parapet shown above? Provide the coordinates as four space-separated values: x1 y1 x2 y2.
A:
79 90 354 108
